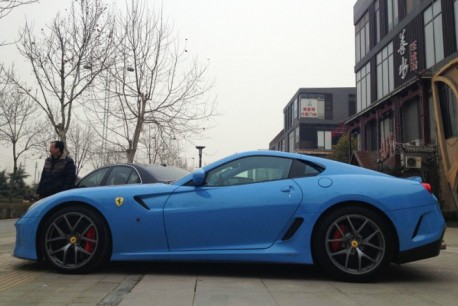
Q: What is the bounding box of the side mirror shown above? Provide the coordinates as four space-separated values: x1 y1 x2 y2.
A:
192 169 206 186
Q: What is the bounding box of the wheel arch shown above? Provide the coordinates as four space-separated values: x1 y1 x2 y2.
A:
35 201 113 261
310 201 399 263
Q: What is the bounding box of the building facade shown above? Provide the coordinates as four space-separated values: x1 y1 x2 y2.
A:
270 88 356 157
348 0 458 210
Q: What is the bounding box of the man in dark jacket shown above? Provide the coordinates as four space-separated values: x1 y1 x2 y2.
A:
37 141 76 199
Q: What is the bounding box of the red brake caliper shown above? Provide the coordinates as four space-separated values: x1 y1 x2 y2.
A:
84 227 96 253
331 224 347 252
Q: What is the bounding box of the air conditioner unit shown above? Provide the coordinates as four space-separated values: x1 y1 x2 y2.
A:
405 156 422 169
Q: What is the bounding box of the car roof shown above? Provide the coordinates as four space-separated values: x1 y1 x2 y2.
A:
115 163 190 183
77 163 190 186
197 150 388 177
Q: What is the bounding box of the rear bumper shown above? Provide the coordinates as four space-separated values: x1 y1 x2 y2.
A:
396 228 445 264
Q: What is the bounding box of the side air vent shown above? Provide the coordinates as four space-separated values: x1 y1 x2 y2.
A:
133 196 150 210
412 215 423 239
282 218 304 241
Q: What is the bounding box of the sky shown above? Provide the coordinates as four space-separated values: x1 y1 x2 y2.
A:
0 0 356 181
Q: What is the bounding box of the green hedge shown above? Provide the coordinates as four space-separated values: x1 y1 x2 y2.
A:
0 202 31 220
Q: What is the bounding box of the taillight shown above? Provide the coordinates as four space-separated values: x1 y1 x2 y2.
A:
422 183 432 193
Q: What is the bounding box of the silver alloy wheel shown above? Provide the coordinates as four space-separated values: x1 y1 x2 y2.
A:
44 211 99 270
325 214 386 275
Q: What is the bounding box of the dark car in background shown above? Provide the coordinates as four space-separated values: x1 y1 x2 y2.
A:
76 164 190 187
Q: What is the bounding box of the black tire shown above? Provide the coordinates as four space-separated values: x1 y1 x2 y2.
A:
39 205 111 273
312 206 394 282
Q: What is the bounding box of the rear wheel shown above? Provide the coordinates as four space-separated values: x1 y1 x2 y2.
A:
39 205 111 273
313 206 394 282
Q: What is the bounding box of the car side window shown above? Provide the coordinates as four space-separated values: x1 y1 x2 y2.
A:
205 156 293 187
289 159 324 178
77 168 110 187
106 166 135 186
127 170 141 184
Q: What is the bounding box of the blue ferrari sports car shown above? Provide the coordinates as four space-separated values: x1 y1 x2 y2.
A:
14 150 446 282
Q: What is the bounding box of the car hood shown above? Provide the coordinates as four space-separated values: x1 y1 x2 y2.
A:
68 183 176 195
26 183 179 217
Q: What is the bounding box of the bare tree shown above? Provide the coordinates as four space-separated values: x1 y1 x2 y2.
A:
66 121 95 177
0 0 38 19
104 0 215 163
0 0 38 46
140 124 161 164
139 124 181 165
9 0 114 146
0 67 45 177
87 143 125 170
0 66 10 128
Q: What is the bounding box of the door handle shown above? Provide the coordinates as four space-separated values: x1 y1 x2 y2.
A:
281 186 292 192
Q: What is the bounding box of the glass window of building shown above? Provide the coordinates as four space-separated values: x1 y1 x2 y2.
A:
455 0 458 48
300 95 325 119
406 0 421 15
295 126 300 149
355 133 362 151
428 95 438 144
366 120 377 150
379 114 393 158
289 130 295 152
376 42 394 99
424 0 444 68
285 105 293 130
317 131 332 150
438 83 458 139
375 0 381 43
387 0 399 31
355 12 370 62
356 62 371 112
324 94 333 120
401 99 420 144
348 94 357 116
290 105 294 126
380 115 393 142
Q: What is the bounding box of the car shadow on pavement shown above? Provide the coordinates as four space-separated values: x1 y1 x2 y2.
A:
106 261 326 281
11 260 448 284
103 261 448 283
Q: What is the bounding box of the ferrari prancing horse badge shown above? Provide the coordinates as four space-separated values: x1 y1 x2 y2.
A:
115 197 124 207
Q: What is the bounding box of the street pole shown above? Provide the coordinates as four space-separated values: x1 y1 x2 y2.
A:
195 146 205 168
34 162 37 185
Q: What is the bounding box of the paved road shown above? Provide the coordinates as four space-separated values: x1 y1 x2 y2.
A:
1 218 457 306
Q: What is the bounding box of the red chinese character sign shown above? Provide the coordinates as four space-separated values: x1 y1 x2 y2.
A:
301 98 318 118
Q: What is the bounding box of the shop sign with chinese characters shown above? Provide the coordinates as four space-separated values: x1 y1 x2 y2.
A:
398 29 418 80
301 98 318 118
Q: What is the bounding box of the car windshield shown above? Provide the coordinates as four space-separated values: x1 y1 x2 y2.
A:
144 165 190 183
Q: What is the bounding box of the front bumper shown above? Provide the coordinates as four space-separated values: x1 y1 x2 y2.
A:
13 217 39 260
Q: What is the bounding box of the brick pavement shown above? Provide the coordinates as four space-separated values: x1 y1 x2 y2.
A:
1 218 457 306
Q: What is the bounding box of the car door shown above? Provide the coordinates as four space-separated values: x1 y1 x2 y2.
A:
164 156 303 251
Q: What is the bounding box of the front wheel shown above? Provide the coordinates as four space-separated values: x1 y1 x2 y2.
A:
312 206 394 282
39 205 111 273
